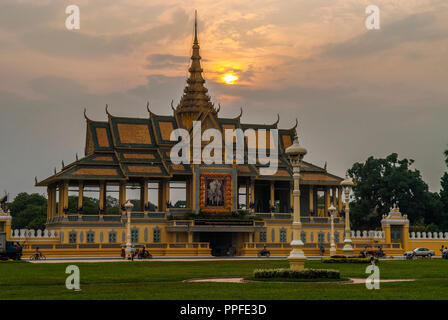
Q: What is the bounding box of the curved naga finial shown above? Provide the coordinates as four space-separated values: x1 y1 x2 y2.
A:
216 103 221 113
84 108 92 122
105 104 113 117
287 118 298 131
54 167 57 175
171 99 175 112
61 160 65 169
146 101 155 117
35 176 38 185
75 153 79 161
271 113 280 127
233 107 243 121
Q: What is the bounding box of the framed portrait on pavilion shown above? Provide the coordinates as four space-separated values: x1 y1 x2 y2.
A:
200 173 232 213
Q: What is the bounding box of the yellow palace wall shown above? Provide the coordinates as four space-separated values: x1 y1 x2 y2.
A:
7 206 448 258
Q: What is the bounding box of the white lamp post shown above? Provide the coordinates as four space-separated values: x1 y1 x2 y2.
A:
329 204 337 257
341 173 354 256
124 200 134 260
285 133 307 270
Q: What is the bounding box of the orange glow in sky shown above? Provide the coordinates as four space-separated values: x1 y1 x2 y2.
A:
221 73 239 85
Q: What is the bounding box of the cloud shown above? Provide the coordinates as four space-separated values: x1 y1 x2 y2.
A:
14 7 191 58
321 11 447 59
145 54 189 70
128 74 187 112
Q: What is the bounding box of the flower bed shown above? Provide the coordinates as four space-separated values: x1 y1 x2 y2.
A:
322 257 378 263
253 268 340 279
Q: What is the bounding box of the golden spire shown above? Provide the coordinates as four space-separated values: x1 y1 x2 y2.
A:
176 10 216 121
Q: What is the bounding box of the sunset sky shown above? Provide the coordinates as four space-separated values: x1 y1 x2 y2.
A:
0 0 447 198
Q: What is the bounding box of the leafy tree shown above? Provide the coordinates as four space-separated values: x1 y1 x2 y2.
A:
348 153 443 230
439 147 448 230
9 193 47 230
105 195 119 213
67 196 99 214
173 200 187 208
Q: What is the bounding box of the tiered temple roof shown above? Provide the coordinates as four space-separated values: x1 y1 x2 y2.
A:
35 12 343 187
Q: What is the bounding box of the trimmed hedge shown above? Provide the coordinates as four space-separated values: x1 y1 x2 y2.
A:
253 268 340 279
322 257 378 263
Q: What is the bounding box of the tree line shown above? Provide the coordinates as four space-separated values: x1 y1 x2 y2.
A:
349 152 448 232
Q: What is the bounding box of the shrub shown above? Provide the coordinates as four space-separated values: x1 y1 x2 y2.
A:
253 268 340 279
322 257 378 263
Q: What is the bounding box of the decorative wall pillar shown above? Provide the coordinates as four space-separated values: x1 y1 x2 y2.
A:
46 187 51 222
119 183 126 213
158 181 164 211
78 181 84 213
186 177 191 209
324 187 330 216
142 180 149 213
290 182 294 216
52 187 57 219
63 181 69 214
99 182 105 213
48 187 53 221
332 187 337 207
309 186 314 215
270 181 275 215
165 179 170 212
57 185 63 216
250 179 255 214
338 187 343 213
245 179 250 210
192 166 197 212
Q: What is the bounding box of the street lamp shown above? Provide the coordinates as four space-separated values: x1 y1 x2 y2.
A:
285 133 307 270
341 173 354 257
124 200 134 260
328 204 337 257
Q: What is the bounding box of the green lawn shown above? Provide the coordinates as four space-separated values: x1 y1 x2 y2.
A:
0 259 447 299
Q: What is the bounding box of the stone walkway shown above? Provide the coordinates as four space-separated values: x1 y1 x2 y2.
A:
28 257 286 263
185 277 416 284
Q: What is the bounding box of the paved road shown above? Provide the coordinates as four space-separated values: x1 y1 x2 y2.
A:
26 256 409 263
28 256 290 263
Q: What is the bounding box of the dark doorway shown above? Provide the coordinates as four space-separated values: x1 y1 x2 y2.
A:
391 225 403 247
198 232 237 256
254 181 270 212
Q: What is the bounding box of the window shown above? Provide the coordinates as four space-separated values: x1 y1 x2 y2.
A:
153 227 161 243
69 232 77 244
126 184 143 211
148 182 159 211
238 185 247 210
86 231 95 243
280 228 287 242
318 231 325 243
259 231 267 242
131 228 139 243
335 232 340 243
170 181 187 209
301 231 306 243
109 231 117 243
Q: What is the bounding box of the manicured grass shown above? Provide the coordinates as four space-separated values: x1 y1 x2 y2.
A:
0 259 448 299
